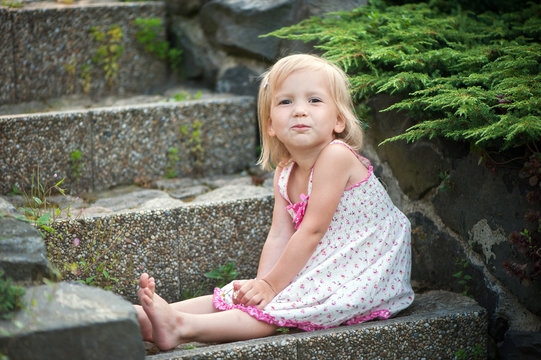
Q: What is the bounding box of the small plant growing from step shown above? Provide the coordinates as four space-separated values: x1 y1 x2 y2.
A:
90 24 124 87
0 270 26 320
165 147 180 178
15 168 67 239
181 286 204 300
80 64 92 94
170 91 202 102
70 149 83 187
204 261 239 288
63 57 77 93
57 219 135 292
134 18 182 74
180 121 205 175
1 0 23 8
455 343 484 360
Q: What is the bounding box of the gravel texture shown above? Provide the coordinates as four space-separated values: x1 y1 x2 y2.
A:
1 1 166 105
0 96 257 195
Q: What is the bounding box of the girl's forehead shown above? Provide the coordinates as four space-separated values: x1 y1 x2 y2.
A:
275 69 331 92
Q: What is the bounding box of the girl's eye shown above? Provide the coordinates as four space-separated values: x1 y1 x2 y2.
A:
278 99 291 105
309 98 322 103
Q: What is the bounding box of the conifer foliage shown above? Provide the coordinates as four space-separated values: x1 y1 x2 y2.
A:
266 0 541 150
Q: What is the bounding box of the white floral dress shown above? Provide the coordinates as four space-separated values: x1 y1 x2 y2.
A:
213 140 414 330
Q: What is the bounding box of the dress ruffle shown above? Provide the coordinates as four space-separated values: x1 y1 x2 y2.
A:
213 287 391 331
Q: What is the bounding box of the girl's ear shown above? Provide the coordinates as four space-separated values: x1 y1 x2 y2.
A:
334 115 346 134
268 117 276 136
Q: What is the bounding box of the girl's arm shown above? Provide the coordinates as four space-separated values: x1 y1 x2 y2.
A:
236 145 365 309
232 168 294 300
256 168 296 277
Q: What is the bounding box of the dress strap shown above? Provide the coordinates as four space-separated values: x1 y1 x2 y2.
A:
307 167 314 196
330 139 358 157
329 139 372 170
276 161 295 203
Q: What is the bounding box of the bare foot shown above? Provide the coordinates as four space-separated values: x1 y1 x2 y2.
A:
136 274 154 340
139 274 190 350
135 304 153 341
138 273 155 307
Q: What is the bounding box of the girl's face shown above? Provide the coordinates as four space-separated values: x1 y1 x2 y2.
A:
268 69 345 153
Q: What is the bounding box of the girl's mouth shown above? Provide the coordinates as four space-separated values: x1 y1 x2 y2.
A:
292 124 309 129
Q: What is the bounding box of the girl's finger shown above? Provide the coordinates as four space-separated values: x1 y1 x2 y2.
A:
256 300 266 310
236 286 253 305
246 294 261 307
233 279 248 291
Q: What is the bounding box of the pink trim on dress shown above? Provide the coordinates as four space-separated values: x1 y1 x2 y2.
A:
344 163 373 192
213 287 391 331
329 140 374 192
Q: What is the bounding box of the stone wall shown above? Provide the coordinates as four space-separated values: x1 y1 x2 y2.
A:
365 95 541 357
167 0 367 94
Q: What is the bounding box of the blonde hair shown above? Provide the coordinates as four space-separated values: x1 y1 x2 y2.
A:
257 54 364 171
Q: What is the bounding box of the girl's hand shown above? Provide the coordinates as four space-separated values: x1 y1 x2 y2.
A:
232 279 277 309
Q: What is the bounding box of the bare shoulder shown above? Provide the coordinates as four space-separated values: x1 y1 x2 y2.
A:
315 143 369 185
316 142 359 168
271 165 288 202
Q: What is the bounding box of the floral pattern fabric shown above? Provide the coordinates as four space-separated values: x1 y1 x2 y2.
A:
214 140 414 330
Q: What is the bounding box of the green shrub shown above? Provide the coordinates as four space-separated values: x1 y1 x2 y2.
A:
266 0 541 151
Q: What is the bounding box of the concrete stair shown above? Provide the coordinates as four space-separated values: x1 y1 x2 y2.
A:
41 177 275 304
0 93 257 195
0 1 489 359
146 291 487 360
0 1 167 105
0 196 145 360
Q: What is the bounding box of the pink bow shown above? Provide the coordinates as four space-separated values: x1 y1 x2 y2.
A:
286 193 309 229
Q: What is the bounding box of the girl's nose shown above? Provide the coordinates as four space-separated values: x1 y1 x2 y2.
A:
293 105 307 117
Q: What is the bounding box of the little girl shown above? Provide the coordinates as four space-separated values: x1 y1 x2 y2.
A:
135 54 414 350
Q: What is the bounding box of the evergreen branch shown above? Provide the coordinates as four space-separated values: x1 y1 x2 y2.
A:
265 0 541 150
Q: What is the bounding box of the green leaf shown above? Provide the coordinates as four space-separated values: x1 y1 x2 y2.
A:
40 225 55 234
37 213 50 227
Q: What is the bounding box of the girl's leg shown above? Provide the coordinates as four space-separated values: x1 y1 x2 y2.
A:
136 273 219 341
139 274 277 350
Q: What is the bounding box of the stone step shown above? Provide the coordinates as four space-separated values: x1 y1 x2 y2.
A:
0 173 274 303
0 197 51 284
144 291 488 359
0 281 145 360
0 0 167 106
0 94 257 195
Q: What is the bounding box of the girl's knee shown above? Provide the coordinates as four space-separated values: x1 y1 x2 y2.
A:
232 309 277 337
